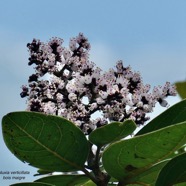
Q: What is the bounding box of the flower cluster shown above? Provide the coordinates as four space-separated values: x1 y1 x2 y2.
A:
21 33 176 134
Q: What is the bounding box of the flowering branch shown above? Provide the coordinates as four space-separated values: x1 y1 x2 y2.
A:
21 33 176 134
3 33 186 186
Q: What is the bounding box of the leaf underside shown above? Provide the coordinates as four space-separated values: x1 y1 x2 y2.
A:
155 153 186 186
102 122 186 182
35 174 90 186
89 120 136 147
2 111 89 172
127 160 169 185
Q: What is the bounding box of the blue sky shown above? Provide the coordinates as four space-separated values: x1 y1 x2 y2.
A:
0 0 186 185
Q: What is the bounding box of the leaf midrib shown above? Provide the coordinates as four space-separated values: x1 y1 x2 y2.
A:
7 115 84 171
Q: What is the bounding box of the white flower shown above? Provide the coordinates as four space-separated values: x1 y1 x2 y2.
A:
96 97 105 104
62 48 71 60
152 86 163 98
57 46 64 54
69 38 77 51
48 54 56 66
68 92 77 101
99 90 108 99
116 60 124 74
90 103 98 111
56 93 63 103
143 104 150 112
75 120 82 127
143 84 151 93
84 75 92 84
136 101 143 108
120 87 129 95
43 102 56 115
66 80 76 93
22 34 177 133
132 93 141 104
58 81 65 89
168 85 177 96
116 76 128 87
132 72 141 82
110 85 119 94
92 67 101 78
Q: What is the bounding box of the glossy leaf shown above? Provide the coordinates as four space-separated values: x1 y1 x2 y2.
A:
136 99 186 136
108 166 171 186
2 111 89 172
156 153 186 186
89 120 136 147
10 183 54 186
127 160 168 185
102 122 186 182
35 174 90 186
175 81 186 99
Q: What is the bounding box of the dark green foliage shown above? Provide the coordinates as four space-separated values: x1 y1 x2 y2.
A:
89 120 136 147
155 153 186 186
2 100 186 185
2 112 89 172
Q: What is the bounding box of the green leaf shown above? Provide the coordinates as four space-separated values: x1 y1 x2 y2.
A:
78 180 96 186
102 122 186 182
175 81 186 99
35 174 90 186
89 120 136 147
10 182 54 186
2 111 89 172
136 99 186 136
127 160 168 185
156 153 186 186
174 183 186 186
